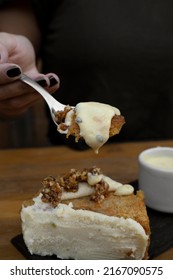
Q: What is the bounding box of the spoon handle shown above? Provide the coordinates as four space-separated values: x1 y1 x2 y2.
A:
20 74 65 111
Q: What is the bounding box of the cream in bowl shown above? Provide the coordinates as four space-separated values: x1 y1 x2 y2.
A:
138 147 173 213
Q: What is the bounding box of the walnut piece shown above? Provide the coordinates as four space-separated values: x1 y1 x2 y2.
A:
90 179 109 203
40 167 107 207
41 176 62 207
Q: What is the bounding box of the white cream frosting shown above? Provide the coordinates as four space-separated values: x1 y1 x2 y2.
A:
21 200 148 260
75 102 120 153
61 174 133 200
58 102 121 152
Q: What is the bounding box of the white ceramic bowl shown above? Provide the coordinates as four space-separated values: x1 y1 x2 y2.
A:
138 146 173 213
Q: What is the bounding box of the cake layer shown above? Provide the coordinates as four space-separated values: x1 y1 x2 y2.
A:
21 198 148 259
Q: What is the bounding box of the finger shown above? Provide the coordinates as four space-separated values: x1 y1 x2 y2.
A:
0 78 42 100
0 33 20 60
45 73 60 92
0 72 56 102
0 41 8 63
0 68 52 100
0 45 49 86
0 63 22 83
25 71 60 92
25 68 50 86
25 67 60 90
8 92 40 109
0 92 41 118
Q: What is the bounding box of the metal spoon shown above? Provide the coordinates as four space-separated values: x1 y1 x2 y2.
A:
20 73 68 126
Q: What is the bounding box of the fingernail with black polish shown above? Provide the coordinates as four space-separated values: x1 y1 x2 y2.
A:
6 67 21 78
49 76 59 87
36 79 48 87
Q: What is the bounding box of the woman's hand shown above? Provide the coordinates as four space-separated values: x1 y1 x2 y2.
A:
0 32 60 119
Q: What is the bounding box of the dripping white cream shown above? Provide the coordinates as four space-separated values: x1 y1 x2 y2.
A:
75 102 120 153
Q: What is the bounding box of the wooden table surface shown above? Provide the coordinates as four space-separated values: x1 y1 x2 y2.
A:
0 140 173 260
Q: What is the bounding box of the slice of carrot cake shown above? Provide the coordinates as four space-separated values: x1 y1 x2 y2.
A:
21 167 150 260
